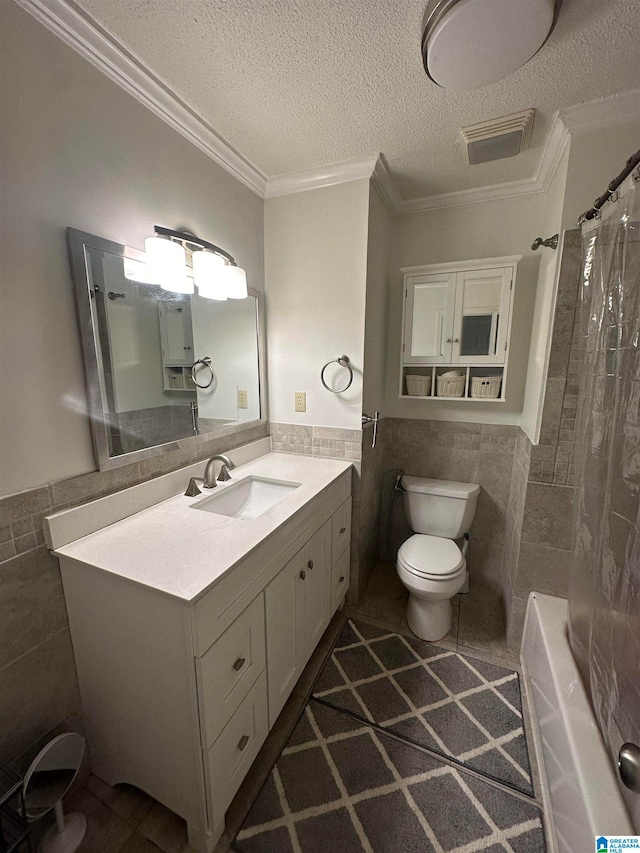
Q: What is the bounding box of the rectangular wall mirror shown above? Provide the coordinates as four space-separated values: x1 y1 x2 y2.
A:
67 228 266 471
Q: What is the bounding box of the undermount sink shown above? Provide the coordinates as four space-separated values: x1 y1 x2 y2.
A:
191 476 301 520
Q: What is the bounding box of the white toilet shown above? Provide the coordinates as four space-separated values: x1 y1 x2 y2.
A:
397 475 480 642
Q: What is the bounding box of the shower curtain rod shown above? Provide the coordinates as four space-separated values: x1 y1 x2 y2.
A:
578 147 640 224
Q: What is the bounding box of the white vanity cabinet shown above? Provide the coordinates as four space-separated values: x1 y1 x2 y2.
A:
55 463 352 853
265 495 351 724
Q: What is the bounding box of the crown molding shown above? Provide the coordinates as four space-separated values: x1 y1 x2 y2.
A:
535 112 570 194
399 175 539 215
398 111 571 216
14 0 268 197
264 155 380 199
370 154 403 216
560 88 640 135
14 0 639 213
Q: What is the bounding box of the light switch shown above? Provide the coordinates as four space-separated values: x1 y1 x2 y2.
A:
294 392 306 412
238 389 248 409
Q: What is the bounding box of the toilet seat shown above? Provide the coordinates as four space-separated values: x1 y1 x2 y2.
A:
398 534 464 579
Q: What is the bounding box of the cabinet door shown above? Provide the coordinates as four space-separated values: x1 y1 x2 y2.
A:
303 521 332 659
159 300 193 365
452 268 512 364
265 549 306 725
403 273 456 364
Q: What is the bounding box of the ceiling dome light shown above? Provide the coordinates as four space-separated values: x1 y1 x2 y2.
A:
221 265 248 300
422 0 561 90
192 250 227 300
144 236 193 294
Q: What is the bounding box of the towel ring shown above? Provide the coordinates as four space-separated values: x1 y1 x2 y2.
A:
320 355 353 393
191 357 214 389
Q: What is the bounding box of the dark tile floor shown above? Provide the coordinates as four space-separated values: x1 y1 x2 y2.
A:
349 563 518 666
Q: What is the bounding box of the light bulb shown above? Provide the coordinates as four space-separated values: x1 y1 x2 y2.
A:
222 265 248 299
192 250 227 300
144 236 193 294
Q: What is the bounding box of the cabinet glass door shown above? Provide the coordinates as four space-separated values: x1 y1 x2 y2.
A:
403 273 456 364
453 268 511 364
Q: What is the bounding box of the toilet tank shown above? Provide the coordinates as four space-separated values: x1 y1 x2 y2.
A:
401 476 480 538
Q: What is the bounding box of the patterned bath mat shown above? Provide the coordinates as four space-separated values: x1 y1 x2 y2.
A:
311 619 533 796
234 700 545 853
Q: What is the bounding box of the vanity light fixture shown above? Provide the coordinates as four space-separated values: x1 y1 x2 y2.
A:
151 226 248 299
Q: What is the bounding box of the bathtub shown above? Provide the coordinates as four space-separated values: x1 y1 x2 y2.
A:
520 593 633 853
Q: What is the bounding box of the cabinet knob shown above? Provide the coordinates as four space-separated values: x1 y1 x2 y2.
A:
237 735 249 752
340 526 346 534
307 560 314 570
446 338 452 343
232 657 246 671
339 576 345 583
453 338 460 343
300 570 306 580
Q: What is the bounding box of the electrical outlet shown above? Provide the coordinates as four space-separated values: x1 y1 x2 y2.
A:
294 391 306 412
238 389 248 409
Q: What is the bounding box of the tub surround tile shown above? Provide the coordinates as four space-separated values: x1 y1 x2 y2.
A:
513 542 570 600
520 484 573 551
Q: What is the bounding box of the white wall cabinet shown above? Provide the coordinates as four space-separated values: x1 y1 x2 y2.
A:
159 299 195 390
401 256 520 401
58 471 351 853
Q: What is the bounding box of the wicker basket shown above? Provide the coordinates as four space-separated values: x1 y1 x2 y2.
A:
436 372 465 398
471 375 502 399
405 374 432 396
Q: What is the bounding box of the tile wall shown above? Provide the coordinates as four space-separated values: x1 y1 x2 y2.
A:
382 419 519 655
112 405 196 454
503 231 581 647
269 420 386 604
0 422 268 770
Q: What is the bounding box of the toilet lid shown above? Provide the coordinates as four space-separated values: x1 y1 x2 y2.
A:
398 534 464 577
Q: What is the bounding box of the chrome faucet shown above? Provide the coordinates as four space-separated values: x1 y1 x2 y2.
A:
184 454 236 496
203 454 236 487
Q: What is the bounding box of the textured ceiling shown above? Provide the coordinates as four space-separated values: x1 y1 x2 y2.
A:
72 0 640 199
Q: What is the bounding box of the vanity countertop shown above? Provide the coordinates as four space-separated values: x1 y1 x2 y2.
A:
51 453 352 604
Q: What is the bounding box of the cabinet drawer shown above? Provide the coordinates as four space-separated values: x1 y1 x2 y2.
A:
331 548 350 613
331 497 352 562
196 595 266 749
206 670 269 814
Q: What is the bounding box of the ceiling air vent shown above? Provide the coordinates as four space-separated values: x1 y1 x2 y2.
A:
460 109 535 165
